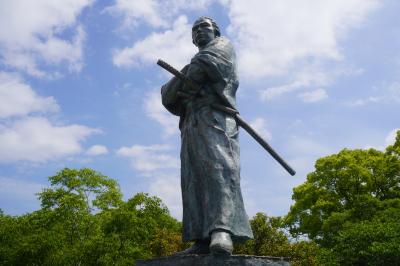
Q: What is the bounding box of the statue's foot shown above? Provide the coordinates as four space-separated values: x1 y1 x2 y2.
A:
209 230 233 255
174 240 210 256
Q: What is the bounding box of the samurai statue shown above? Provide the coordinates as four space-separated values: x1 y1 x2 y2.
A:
161 16 253 255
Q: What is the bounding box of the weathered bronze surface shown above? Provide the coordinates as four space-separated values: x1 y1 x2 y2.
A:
157 59 296 176
160 16 253 250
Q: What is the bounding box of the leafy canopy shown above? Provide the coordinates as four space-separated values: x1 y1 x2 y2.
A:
285 130 400 265
38 167 123 213
0 168 184 266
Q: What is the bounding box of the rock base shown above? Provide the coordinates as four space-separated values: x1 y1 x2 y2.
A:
136 254 290 266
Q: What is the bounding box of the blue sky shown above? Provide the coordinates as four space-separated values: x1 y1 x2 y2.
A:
0 0 399 219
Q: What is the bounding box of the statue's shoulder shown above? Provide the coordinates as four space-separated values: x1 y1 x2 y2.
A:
195 37 235 62
208 37 233 52
217 36 232 46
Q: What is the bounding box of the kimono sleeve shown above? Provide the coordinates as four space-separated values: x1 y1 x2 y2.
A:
161 65 188 116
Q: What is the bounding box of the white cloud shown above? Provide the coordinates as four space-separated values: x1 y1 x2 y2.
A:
106 0 212 29
385 128 400 147
0 0 92 77
249 117 272 141
223 0 380 79
144 90 179 137
260 67 330 100
363 128 400 151
148 173 182 218
106 0 167 29
117 142 181 218
0 117 99 163
0 72 102 163
113 80 183 218
117 142 182 218
113 15 196 69
299 89 328 103
347 82 400 106
0 72 59 118
86 145 108 156
117 144 179 173
346 96 381 107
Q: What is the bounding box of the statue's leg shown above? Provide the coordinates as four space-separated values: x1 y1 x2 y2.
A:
174 239 210 255
209 229 233 255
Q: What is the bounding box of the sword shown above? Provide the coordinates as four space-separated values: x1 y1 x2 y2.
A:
157 59 296 176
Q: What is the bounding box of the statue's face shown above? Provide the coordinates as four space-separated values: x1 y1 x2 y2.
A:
192 18 215 48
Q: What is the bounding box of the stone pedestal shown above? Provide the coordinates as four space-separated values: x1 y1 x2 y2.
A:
136 254 290 266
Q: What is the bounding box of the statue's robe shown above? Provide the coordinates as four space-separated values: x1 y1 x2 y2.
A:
161 37 253 242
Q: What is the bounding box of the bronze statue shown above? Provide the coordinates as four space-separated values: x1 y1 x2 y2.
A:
160 16 253 255
159 16 295 255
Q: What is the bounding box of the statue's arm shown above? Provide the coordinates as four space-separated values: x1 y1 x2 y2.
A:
187 53 236 109
161 65 189 116
185 57 219 86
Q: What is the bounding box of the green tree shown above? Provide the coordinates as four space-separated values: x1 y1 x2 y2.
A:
234 213 319 266
39 167 123 213
0 208 68 265
317 207 400 266
234 213 291 257
285 131 400 264
290 240 319 266
82 193 183 265
0 168 124 265
0 168 186 265
0 211 19 265
38 168 123 264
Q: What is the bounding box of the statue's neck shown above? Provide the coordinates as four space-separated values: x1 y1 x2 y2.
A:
198 37 219 51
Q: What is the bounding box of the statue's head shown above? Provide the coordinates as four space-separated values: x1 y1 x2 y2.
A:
192 17 221 48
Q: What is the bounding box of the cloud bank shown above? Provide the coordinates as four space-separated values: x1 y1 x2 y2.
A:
113 16 196 69
0 0 92 77
224 0 380 78
0 72 99 163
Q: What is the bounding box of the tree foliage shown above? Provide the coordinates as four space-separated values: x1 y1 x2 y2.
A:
234 213 291 256
319 207 400 265
39 167 123 213
2 131 399 265
285 130 400 264
234 213 319 266
86 192 184 264
0 168 183 265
